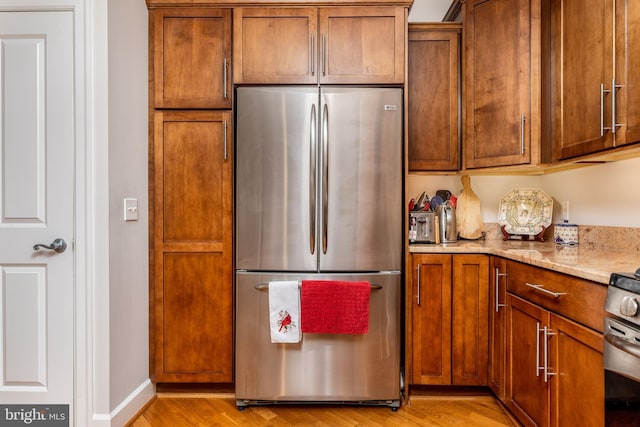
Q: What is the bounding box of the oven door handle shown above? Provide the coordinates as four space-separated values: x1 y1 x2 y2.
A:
605 333 640 359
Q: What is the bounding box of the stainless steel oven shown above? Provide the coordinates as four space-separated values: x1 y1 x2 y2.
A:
604 272 640 426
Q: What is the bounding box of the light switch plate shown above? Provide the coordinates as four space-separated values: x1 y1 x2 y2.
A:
124 198 138 221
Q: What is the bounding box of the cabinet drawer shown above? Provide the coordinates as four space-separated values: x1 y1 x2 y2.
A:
506 260 607 332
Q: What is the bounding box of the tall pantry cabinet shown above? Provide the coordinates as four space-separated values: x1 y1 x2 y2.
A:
149 8 233 383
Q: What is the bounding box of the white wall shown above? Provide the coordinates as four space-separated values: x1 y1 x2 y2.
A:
107 0 151 418
409 0 453 22
408 156 640 227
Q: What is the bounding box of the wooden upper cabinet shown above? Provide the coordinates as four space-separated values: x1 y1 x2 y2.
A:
152 8 231 109
319 7 405 84
615 0 640 148
233 6 405 84
408 24 460 172
552 0 640 159
551 0 614 159
233 8 318 84
463 0 546 169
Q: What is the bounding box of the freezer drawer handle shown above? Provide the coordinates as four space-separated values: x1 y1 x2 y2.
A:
254 282 383 291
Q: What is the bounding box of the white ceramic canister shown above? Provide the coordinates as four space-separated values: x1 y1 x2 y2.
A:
554 222 578 245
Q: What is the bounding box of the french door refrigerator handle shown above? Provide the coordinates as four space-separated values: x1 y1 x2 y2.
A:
322 102 329 254
309 104 317 255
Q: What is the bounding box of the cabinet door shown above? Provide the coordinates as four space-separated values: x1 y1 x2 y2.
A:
152 8 231 109
489 257 508 399
614 0 640 147
410 254 452 385
507 294 550 427
319 7 405 84
233 8 317 84
463 0 532 168
408 25 460 171
549 314 604 427
551 0 614 159
452 254 489 385
152 111 233 382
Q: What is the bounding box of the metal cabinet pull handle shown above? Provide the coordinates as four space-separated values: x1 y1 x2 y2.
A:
223 119 228 160
536 322 542 377
495 268 507 312
525 282 567 298
601 83 612 136
310 33 315 76
543 326 556 382
612 78 623 135
33 238 67 253
321 33 326 76
520 113 526 155
223 57 228 99
416 264 421 306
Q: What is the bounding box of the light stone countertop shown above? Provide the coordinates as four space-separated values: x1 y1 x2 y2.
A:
409 240 639 285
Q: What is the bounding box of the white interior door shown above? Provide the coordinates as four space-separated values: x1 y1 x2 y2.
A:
0 9 75 410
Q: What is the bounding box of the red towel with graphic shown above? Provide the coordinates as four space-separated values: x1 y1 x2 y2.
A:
300 280 370 334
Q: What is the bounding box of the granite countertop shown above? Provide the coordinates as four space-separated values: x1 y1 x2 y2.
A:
409 240 639 285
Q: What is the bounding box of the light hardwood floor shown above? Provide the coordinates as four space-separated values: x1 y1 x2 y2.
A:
128 394 517 426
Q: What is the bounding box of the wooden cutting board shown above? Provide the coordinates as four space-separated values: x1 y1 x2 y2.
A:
456 175 484 240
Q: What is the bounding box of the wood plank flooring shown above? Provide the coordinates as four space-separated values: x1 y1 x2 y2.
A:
128 394 517 426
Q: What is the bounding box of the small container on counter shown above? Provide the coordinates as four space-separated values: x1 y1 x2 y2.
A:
554 221 579 245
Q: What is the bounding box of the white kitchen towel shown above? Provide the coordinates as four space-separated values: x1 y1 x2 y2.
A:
268 281 301 343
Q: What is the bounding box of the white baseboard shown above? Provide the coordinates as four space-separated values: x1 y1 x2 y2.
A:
92 379 155 427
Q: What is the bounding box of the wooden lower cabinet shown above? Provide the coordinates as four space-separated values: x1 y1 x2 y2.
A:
507 294 550 426
489 256 508 400
408 253 489 386
151 110 233 382
506 294 604 427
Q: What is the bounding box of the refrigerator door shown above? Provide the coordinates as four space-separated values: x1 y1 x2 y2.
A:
319 87 403 271
236 87 319 271
235 271 401 406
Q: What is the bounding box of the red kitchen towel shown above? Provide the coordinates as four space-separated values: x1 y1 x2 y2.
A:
300 280 370 334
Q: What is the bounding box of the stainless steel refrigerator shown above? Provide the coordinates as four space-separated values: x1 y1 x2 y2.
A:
235 86 403 409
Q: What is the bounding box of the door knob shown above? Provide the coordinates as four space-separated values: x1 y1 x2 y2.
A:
33 238 67 253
